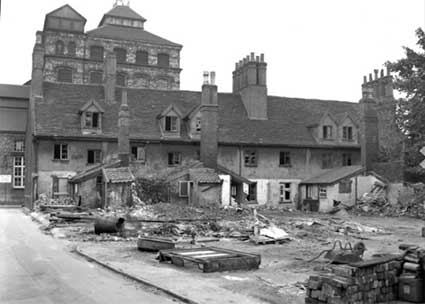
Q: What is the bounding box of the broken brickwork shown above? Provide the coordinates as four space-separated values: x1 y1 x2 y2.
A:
305 258 401 304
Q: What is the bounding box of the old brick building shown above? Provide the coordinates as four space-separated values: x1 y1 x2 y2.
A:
10 3 400 210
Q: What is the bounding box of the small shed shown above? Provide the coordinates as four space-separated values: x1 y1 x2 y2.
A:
299 166 368 212
102 167 135 208
189 168 222 206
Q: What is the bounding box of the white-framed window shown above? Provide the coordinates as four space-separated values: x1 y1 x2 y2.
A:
165 116 178 132
179 181 190 197
279 182 291 203
13 156 25 188
14 140 25 152
53 144 68 160
319 187 327 199
131 146 146 162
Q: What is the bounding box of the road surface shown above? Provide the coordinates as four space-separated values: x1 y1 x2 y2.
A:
0 208 181 304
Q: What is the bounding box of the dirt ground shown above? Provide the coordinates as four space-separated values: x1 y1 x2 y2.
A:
36 205 425 304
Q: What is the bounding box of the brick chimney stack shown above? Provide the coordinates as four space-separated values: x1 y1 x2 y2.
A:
232 52 267 120
360 86 379 171
31 32 45 98
105 52 117 104
361 67 393 102
118 89 130 167
200 71 218 169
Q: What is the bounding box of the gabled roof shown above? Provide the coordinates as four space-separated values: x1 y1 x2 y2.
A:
189 168 222 184
45 4 86 22
99 5 146 26
79 100 104 113
36 82 360 148
70 160 121 183
86 25 182 48
300 165 364 185
158 104 183 119
0 84 30 99
103 167 135 183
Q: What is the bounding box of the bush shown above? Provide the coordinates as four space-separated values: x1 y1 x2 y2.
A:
134 177 169 204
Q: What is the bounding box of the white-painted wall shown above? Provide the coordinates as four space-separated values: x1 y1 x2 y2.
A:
219 174 231 206
249 178 301 207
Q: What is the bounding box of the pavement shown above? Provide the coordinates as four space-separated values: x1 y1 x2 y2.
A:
0 207 184 304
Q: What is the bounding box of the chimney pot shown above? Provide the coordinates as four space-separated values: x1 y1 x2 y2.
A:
386 66 390 76
203 71 209 85
363 76 367 84
256 56 260 62
250 52 255 61
260 53 265 62
380 69 384 78
369 73 372 82
210 71 216 85
374 69 378 80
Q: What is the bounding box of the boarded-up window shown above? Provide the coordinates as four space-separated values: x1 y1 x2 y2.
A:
136 51 148 65
117 73 127 86
57 68 73 83
68 41 76 56
179 181 189 197
90 71 103 84
157 53 170 67
55 40 64 55
244 150 257 167
90 46 104 60
339 179 352 193
114 48 127 63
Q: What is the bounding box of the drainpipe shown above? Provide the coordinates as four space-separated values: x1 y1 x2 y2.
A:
355 176 358 205
239 145 243 176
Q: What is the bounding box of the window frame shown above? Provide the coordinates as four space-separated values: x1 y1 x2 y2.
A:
90 45 104 61
319 187 327 199
279 182 292 203
322 125 333 140
164 116 178 132
339 179 352 194
244 149 258 167
342 126 353 141
13 156 25 189
279 151 291 167
53 143 69 160
342 153 352 166
14 140 25 152
131 146 146 163
178 181 190 197
136 50 149 65
57 67 73 83
168 152 182 166
114 47 127 64
83 111 101 129
157 53 170 67
87 149 102 164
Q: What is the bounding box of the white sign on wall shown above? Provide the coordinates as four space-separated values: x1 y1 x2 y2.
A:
420 146 425 168
0 175 12 183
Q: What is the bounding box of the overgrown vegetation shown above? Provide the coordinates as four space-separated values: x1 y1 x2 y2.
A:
134 177 169 204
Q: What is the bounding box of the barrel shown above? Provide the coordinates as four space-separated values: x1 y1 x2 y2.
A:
94 217 125 235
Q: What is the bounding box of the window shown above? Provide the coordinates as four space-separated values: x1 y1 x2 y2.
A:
90 71 103 84
57 67 72 83
55 40 64 55
117 73 127 87
342 153 352 166
342 126 353 141
157 53 170 67
14 140 25 152
322 153 332 169
52 176 69 196
87 149 102 164
53 144 68 160
131 146 145 162
179 181 190 197
195 117 201 132
339 179 352 193
279 151 291 166
136 50 148 65
84 112 100 128
319 187 327 199
90 46 104 60
168 152 181 166
244 150 257 167
279 183 291 203
165 116 178 132
13 156 24 188
322 125 333 139
248 183 257 201
68 41 76 56
306 185 314 199
114 48 127 63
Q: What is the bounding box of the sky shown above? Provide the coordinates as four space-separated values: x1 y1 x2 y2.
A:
0 0 423 101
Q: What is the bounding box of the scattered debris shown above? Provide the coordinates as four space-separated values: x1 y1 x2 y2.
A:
308 240 366 264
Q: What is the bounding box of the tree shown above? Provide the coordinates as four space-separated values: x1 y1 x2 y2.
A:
387 28 425 181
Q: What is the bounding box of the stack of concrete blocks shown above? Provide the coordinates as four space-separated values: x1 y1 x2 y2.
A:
305 258 401 304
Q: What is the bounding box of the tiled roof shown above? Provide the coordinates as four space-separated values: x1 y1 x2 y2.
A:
0 84 30 99
300 165 364 185
189 168 222 184
102 5 146 22
87 25 181 47
36 82 360 148
70 160 121 183
103 167 135 183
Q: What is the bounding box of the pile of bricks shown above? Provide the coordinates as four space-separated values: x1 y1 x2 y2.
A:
305 256 401 304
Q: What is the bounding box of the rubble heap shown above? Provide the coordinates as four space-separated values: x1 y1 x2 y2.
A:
305 257 401 304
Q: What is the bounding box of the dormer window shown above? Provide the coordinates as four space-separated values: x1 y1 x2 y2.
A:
322 125 333 139
79 100 104 133
195 117 202 132
165 116 178 132
342 126 353 141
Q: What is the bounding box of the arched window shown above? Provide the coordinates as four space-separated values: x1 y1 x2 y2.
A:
67 42 76 56
57 67 73 83
55 40 65 55
90 71 103 84
114 48 127 63
90 46 104 61
157 53 169 67
116 72 127 87
136 51 148 65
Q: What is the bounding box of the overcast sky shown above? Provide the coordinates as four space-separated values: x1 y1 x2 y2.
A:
0 0 423 101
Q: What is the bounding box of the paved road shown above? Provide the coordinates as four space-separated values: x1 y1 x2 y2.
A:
0 208 181 304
